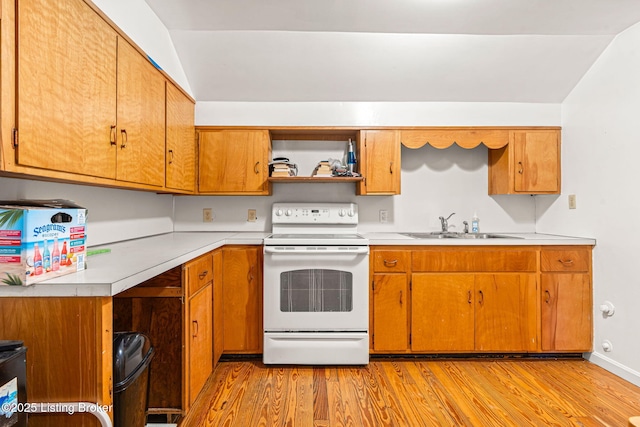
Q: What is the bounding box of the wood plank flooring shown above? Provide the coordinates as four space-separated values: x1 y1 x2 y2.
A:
180 357 640 426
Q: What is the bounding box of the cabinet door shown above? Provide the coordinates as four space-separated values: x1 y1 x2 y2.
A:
212 249 224 366
358 130 401 195
16 0 117 178
116 38 166 186
198 130 271 194
541 274 592 351
412 274 474 352
513 130 560 193
475 274 537 351
166 83 195 192
188 285 213 405
222 246 262 353
372 274 409 352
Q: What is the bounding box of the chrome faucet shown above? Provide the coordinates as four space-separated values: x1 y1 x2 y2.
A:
439 213 455 232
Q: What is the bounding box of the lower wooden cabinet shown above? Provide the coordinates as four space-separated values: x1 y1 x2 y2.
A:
540 247 593 351
187 284 213 405
212 248 224 366
411 274 474 352
222 245 263 353
371 245 592 354
371 273 409 351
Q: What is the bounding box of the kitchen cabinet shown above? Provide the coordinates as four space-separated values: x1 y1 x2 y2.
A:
540 247 593 351
184 253 213 407
222 245 263 353
4 0 189 192
357 130 401 195
370 250 411 352
198 130 271 195
165 83 196 193
412 274 474 352
115 38 166 187
372 273 410 352
15 0 118 180
489 129 561 194
371 245 593 355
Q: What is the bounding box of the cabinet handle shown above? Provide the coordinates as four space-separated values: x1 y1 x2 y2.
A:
254 162 260 174
383 259 398 267
168 149 174 164
558 259 574 266
248 266 255 282
399 291 403 306
468 290 472 304
192 320 199 338
545 290 551 304
110 125 117 146
120 129 128 149
478 290 484 305
389 162 393 174
199 270 209 280
517 161 523 174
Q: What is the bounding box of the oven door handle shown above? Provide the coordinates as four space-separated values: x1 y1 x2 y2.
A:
264 246 369 255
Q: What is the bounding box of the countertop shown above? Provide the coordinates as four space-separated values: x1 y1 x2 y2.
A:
0 231 595 297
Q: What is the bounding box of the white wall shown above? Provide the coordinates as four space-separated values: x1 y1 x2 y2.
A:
537 22 640 385
0 177 174 247
91 0 192 95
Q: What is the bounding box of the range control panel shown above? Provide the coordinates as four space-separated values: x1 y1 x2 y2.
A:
271 203 358 225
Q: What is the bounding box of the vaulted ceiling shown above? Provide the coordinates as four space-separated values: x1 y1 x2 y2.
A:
144 0 640 103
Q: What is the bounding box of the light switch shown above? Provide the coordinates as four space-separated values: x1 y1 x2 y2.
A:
568 194 577 209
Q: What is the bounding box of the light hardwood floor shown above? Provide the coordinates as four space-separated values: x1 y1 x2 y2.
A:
180 357 640 426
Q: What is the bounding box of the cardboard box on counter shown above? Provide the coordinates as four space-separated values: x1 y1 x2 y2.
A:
0 200 87 286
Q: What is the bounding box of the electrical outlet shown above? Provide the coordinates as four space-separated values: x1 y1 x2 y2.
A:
203 208 213 222
248 209 257 222
568 194 577 209
379 210 389 223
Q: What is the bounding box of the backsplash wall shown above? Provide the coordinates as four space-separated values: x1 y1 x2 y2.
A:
173 144 537 233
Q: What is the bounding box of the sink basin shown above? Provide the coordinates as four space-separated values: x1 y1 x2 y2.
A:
402 232 522 240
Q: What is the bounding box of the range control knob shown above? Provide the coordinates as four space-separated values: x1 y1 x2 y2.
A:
348 210 355 217
275 209 283 216
338 209 346 217
285 209 293 216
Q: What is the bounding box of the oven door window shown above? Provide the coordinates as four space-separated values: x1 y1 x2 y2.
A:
280 269 352 312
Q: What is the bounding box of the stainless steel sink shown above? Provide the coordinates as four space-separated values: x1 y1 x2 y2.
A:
402 232 522 239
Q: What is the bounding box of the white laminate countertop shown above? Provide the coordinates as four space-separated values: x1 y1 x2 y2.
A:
0 232 268 298
0 231 594 298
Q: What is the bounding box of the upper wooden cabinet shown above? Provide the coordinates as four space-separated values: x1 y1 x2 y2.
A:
166 83 196 192
15 0 118 179
115 38 166 187
198 130 272 195
489 130 561 194
3 0 194 192
357 130 401 195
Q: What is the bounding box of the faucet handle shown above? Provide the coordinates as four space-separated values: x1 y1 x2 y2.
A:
463 221 469 233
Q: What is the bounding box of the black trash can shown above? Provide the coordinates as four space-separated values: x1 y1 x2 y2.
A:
113 332 154 427
0 340 27 427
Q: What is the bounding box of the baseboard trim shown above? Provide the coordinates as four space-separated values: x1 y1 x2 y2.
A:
585 351 640 387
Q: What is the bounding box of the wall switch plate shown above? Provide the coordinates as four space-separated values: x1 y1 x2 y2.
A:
248 209 257 222
203 208 213 222
379 209 389 223
568 194 577 209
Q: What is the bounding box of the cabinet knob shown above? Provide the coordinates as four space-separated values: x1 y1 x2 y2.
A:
254 161 260 174
558 259 574 266
110 125 117 146
192 320 199 338
120 129 128 149
199 270 209 280
517 161 523 174
383 259 398 267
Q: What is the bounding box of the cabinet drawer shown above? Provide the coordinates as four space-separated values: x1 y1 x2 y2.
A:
412 249 536 272
187 253 213 295
541 248 590 272
373 250 410 272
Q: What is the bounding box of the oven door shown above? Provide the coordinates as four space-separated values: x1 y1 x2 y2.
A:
263 245 369 332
